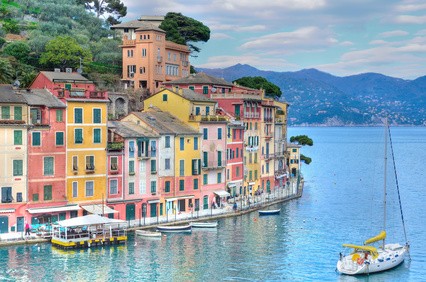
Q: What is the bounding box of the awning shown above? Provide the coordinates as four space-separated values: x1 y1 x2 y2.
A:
165 195 194 202
275 174 287 179
214 190 230 198
81 204 118 215
248 182 256 185
0 208 15 214
55 214 126 227
147 199 160 204
27 204 80 214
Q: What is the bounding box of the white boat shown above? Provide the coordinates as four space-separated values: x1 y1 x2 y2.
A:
258 208 280 216
135 230 162 238
190 221 218 228
156 224 192 233
337 121 410 275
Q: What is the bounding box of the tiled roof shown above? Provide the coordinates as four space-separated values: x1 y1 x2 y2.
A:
40 71 92 83
20 89 66 108
0 85 27 103
109 121 160 138
164 88 215 103
131 110 199 135
166 72 234 87
111 20 164 32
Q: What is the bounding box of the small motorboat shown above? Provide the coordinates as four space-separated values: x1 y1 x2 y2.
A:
135 230 162 238
156 224 192 233
258 208 281 216
190 221 218 228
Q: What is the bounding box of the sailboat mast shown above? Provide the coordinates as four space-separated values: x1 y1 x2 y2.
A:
383 119 388 249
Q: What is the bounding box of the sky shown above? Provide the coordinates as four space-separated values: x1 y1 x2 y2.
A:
121 0 426 79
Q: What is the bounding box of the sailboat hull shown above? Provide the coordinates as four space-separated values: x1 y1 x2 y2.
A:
337 244 408 275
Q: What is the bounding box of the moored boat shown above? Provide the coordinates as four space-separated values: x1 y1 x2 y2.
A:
135 230 162 238
156 224 192 232
190 221 218 228
258 208 280 216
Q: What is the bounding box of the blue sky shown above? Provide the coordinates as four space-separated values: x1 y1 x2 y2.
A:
121 0 426 79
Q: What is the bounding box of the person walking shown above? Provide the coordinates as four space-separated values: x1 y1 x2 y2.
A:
25 222 31 236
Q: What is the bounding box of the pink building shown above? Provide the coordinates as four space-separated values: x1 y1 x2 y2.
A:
21 89 73 226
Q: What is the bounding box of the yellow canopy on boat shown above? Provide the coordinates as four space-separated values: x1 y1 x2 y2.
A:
364 230 386 245
342 244 379 259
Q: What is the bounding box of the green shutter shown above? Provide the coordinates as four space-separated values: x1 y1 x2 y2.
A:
179 179 184 191
75 129 83 144
194 178 198 190
74 108 82 123
44 157 54 175
94 128 101 143
14 106 22 120
165 181 170 192
14 130 22 145
56 132 64 145
56 110 63 122
13 160 23 176
93 109 101 123
44 185 52 200
32 132 41 146
1 106 10 119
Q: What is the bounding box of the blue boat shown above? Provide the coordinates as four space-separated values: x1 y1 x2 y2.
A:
258 208 280 216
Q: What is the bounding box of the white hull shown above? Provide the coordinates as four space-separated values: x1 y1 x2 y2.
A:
191 222 218 228
337 244 408 275
135 230 162 237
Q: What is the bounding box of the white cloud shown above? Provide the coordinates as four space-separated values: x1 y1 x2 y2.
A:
395 15 426 24
211 33 233 40
212 0 326 11
395 2 426 12
379 30 409 37
339 41 354 47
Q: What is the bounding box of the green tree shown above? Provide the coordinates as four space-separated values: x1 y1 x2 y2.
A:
159 12 210 55
3 41 31 63
300 154 312 165
289 135 313 146
0 58 14 83
233 76 282 99
39 36 92 70
76 0 127 25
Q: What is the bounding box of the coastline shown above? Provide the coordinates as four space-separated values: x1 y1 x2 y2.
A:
0 178 304 248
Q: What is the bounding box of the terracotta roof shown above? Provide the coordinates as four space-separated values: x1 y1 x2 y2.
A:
0 85 27 103
111 21 165 33
166 72 234 87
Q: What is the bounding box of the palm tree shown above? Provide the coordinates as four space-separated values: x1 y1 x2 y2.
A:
0 58 14 83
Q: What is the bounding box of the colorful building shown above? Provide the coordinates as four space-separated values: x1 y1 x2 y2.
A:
30 71 109 213
0 85 29 233
111 20 191 94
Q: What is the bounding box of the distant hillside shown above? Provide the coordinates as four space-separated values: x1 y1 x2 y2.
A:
196 64 426 126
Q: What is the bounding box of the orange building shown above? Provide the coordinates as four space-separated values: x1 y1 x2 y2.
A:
112 20 191 94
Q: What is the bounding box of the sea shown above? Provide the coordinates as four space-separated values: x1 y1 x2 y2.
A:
0 127 425 281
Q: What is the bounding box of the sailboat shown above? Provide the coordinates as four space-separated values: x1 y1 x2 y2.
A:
337 120 410 275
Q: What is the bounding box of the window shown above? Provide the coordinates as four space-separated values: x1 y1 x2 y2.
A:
127 49 133 57
33 193 39 202
203 86 208 94
151 181 156 193
194 137 198 150
1 187 12 203
195 107 200 115
129 141 135 158
13 160 23 176
14 130 22 145
217 151 222 167
72 182 78 198
203 196 208 209
32 132 41 146
218 128 222 140
236 166 240 177
93 128 101 143
151 159 156 173
14 106 22 120
179 160 184 176
266 163 270 173
93 108 101 123
56 109 63 122
254 170 258 180
110 179 118 194
74 108 83 123
163 94 168 101
179 179 184 191
203 174 208 185
203 128 208 140
142 48 147 57
206 106 210 115
1 106 10 119
150 140 156 157
165 181 170 192
44 157 54 176
193 178 199 190
129 182 135 194
189 86 194 91
56 132 64 146
165 158 170 170
111 157 118 171
249 171 253 181
16 192 22 202
192 159 200 175
86 156 94 171
85 181 94 197
217 172 222 183
74 129 83 144
203 152 208 167
165 136 170 148
129 160 135 174
180 137 184 151
72 156 78 171
44 185 52 200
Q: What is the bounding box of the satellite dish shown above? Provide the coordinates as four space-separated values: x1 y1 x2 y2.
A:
211 87 216 93
13 80 21 88
77 68 83 74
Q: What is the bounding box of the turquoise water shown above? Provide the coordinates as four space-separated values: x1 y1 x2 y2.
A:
1 127 425 281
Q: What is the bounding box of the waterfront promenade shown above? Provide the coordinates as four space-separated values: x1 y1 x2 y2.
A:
0 177 303 247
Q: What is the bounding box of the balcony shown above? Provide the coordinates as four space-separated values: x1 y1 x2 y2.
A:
245 145 259 152
157 56 163 63
89 91 107 99
189 114 227 123
107 142 124 151
85 165 95 173
202 161 225 170
243 112 260 119
274 152 285 159
122 39 136 46
182 60 189 67
263 117 273 123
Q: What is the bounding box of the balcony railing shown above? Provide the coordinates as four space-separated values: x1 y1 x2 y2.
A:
202 161 225 170
189 114 227 122
243 112 260 119
89 91 107 99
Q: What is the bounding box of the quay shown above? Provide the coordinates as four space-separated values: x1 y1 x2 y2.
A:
0 178 303 248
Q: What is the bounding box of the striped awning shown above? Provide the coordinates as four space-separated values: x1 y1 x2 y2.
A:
0 208 15 214
81 204 118 215
27 204 80 214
